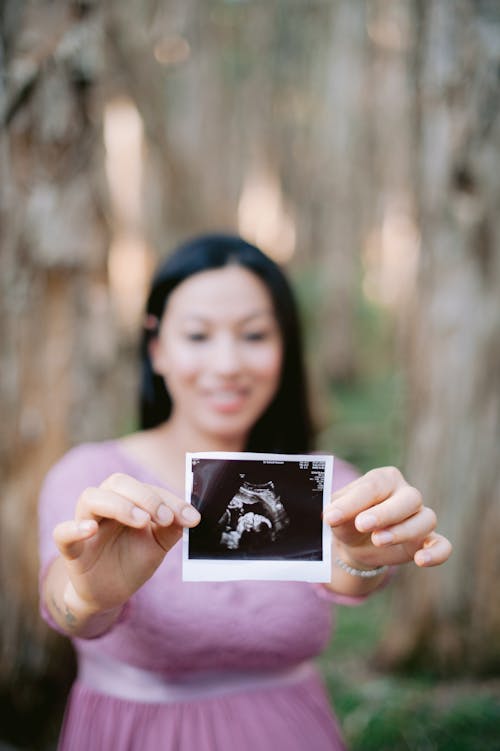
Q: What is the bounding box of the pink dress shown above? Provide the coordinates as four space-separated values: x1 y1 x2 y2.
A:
38 441 367 751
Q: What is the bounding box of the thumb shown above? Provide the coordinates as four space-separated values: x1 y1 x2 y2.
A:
53 519 98 560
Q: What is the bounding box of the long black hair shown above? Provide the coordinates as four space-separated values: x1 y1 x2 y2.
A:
139 233 314 453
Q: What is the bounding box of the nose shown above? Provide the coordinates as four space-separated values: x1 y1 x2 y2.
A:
211 334 242 376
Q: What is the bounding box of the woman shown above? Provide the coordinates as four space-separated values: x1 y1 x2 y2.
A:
38 234 452 750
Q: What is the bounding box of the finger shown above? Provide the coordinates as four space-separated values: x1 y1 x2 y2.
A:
100 474 167 525
53 519 98 560
151 522 184 554
146 486 200 552
149 483 201 527
324 466 406 525
414 532 453 567
330 466 405 503
371 506 437 547
100 474 200 528
355 485 424 534
76 486 152 528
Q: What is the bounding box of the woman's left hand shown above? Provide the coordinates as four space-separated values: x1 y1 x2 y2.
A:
323 466 452 570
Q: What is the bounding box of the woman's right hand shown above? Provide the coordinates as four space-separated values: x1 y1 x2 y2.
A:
52 473 201 619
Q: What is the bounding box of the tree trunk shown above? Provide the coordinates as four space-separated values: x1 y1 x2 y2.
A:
378 0 500 676
0 1 132 745
309 0 368 384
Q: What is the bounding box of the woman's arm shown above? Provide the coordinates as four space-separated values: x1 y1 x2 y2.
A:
43 553 125 638
41 472 201 638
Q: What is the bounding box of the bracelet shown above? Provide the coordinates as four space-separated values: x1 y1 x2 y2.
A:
335 557 389 579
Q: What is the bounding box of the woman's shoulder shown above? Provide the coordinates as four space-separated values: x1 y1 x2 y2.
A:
50 438 120 466
331 455 361 492
310 449 360 491
42 439 121 489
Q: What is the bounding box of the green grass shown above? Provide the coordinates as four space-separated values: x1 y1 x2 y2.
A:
319 594 500 751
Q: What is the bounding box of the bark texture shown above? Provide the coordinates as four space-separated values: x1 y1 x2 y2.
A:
0 1 133 744
378 0 500 675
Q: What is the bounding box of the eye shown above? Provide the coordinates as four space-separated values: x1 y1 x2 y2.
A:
243 331 270 342
186 332 208 342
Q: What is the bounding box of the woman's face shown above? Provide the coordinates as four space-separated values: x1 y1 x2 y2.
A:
150 265 283 447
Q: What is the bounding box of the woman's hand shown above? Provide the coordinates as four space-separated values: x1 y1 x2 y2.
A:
51 473 200 621
323 466 452 573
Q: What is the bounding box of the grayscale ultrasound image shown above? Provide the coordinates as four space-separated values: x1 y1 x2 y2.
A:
187 457 327 562
217 478 289 552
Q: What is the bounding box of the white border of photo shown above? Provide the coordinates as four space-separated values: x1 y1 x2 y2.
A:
182 451 334 582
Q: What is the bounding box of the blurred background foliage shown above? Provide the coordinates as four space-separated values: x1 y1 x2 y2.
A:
325 593 500 751
1 0 499 748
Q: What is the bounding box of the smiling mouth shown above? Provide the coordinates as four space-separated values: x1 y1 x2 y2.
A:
205 389 249 412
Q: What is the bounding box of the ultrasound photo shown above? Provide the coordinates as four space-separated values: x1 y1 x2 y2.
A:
183 452 334 582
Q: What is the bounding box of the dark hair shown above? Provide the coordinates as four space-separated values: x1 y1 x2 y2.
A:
139 233 314 452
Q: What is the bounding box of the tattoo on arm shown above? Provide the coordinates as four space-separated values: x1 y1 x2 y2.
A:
51 595 78 630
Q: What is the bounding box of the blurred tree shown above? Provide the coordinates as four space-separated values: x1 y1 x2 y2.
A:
378 0 500 676
0 0 135 746
293 1 368 385
6 1 496 747
105 0 369 409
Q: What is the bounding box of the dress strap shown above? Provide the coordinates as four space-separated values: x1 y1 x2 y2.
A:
77 651 316 703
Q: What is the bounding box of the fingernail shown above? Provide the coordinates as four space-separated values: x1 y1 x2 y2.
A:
323 508 343 525
78 520 95 533
157 504 173 525
356 513 377 532
373 530 393 545
182 505 201 524
132 507 150 524
416 550 432 565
